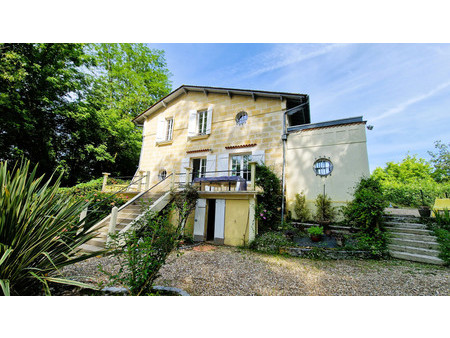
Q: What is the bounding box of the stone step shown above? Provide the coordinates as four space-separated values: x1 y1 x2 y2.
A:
88 238 107 247
389 237 439 250
385 221 428 229
388 244 441 257
386 227 432 235
389 232 437 242
390 251 444 265
79 243 104 253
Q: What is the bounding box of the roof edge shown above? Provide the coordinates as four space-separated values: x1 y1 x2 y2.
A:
287 116 366 133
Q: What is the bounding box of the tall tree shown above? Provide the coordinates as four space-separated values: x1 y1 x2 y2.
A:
0 43 92 180
428 140 450 182
0 43 171 185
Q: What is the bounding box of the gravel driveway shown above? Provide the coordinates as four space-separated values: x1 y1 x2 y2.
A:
61 245 449 296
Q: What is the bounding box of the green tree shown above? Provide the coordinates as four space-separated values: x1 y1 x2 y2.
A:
428 140 450 183
372 154 435 183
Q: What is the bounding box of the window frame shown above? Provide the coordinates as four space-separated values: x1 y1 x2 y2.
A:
165 117 174 141
197 110 208 135
192 157 207 179
230 153 251 181
313 158 333 176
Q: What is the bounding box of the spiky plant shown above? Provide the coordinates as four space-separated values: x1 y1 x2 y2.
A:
0 160 102 295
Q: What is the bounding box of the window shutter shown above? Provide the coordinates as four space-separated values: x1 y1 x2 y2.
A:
217 153 229 176
252 150 265 165
206 106 213 135
188 110 197 137
179 157 189 184
214 199 226 241
206 154 216 177
155 116 165 143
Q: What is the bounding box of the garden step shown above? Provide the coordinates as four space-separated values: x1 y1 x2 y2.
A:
388 232 438 242
386 227 432 235
390 251 444 265
385 222 428 229
389 238 439 250
79 243 104 253
388 244 441 257
88 238 107 247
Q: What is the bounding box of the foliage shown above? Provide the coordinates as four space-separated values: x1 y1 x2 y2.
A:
430 209 450 265
428 140 450 183
0 43 172 186
0 160 101 296
254 164 282 233
307 226 324 236
249 232 292 254
170 184 200 232
101 208 179 296
314 194 337 222
293 192 310 222
379 180 450 207
342 177 388 258
58 178 129 220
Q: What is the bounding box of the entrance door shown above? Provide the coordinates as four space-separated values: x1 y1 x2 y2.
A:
206 199 216 241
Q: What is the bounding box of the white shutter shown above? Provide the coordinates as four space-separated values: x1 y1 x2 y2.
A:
155 116 165 143
193 198 207 240
214 199 226 241
217 153 229 176
188 110 197 137
252 150 265 165
179 157 189 184
205 106 213 135
206 154 216 177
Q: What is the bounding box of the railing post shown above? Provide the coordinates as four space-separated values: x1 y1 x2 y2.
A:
185 167 192 185
107 206 118 244
137 170 144 192
102 172 111 192
249 161 257 191
145 171 151 190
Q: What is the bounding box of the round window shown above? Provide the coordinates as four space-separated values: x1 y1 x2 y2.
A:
313 158 333 176
235 111 248 125
158 170 167 181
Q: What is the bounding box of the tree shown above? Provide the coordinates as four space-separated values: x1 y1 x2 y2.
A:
0 43 172 186
0 43 93 181
372 154 435 183
428 140 450 183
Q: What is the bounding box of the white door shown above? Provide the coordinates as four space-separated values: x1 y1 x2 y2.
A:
214 199 226 242
193 198 207 240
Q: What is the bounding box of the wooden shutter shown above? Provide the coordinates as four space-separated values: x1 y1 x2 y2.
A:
252 150 265 165
155 116 165 143
206 106 213 135
188 110 197 137
206 154 216 177
179 157 189 184
217 153 229 176
214 199 226 242
193 198 207 240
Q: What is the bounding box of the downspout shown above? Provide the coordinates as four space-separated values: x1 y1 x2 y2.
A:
281 109 287 227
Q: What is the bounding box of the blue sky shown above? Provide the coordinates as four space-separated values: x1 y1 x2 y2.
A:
151 43 450 172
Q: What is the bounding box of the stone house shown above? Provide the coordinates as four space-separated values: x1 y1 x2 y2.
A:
131 85 370 246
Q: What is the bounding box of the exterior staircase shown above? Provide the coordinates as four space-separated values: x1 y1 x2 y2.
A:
81 175 174 253
385 214 444 265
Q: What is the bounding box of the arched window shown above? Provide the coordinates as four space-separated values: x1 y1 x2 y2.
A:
313 158 333 176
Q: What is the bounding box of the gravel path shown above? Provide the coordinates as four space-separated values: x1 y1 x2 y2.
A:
61 246 449 296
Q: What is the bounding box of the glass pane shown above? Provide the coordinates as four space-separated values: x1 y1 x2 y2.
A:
231 155 241 176
243 154 250 181
200 158 206 177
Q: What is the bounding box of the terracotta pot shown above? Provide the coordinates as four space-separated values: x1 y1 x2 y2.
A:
418 207 431 218
310 235 322 242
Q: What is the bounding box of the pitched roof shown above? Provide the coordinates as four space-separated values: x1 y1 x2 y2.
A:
132 85 308 124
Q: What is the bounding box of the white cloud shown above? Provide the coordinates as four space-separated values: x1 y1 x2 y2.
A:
371 80 450 122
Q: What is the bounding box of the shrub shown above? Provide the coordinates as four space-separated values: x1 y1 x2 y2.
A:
255 164 282 233
101 208 179 296
314 194 337 222
430 209 450 265
0 160 100 295
294 192 310 222
249 232 291 254
307 226 324 236
342 177 388 258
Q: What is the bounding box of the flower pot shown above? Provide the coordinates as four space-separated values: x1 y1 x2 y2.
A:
310 235 322 242
418 207 431 218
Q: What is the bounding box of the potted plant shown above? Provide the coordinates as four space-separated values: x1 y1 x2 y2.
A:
307 226 324 242
314 194 337 235
418 190 431 218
